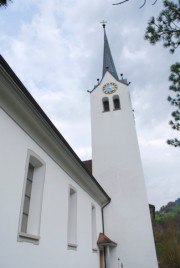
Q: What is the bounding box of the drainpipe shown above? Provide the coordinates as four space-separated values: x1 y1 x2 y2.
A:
101 199 111 268
101 200 110 233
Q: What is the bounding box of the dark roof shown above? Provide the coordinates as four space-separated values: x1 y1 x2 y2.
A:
102 26 119 80
149 204 155 209
82 160 92 174
0 54 111 205
97 232 117 248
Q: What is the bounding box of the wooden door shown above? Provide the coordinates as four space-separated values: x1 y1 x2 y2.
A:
99 249 104 268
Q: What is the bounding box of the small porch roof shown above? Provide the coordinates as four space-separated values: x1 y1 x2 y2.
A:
97 232 117 248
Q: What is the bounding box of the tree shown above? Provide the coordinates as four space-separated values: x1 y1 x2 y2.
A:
153 215 180 268
0 0 11 7
144 0 180 147
167 62 180 147
144 0 180 53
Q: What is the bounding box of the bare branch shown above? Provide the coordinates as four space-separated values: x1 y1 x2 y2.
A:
152 0 158 5
112 0 129 5
113 0 158 7
139 0 146 9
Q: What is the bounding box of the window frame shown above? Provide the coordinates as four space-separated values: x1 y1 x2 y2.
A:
91 204 98 252
18 150 45 244
67 185 78 249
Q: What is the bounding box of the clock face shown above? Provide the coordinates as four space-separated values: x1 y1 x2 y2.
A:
102 82 118 94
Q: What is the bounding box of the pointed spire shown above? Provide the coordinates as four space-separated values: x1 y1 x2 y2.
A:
102 23 119 80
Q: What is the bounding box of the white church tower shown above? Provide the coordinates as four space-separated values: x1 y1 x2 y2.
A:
90 23 158 268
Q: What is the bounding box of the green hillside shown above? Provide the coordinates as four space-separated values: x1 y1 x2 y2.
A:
155 199 180 221
152 199 180 268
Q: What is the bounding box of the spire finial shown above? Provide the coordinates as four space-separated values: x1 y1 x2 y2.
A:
100 20 107 29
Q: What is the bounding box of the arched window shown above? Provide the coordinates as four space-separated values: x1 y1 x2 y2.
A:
102 97 110 112
113 95 120 110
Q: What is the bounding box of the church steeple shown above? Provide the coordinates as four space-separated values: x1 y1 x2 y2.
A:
102 22 119 80
90 24 158 268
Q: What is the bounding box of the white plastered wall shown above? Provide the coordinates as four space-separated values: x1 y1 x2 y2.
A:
0 107 102 268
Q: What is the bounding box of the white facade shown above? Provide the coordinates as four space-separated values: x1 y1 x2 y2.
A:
0 56 109 268
91 71 158 268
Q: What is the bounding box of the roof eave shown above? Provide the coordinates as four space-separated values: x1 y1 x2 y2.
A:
0 55 111 206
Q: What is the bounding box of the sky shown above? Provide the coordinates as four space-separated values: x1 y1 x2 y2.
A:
0 0 179 210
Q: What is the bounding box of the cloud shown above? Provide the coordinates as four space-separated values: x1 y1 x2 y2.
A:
0 0 179 210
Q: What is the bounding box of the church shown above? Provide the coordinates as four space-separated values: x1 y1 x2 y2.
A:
0 24 158 268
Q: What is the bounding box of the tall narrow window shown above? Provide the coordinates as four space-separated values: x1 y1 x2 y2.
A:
91 204 97 251
18 150 45 244
67 186 77 248
102 97 110 112
113 95 120 110
21 164 34 233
